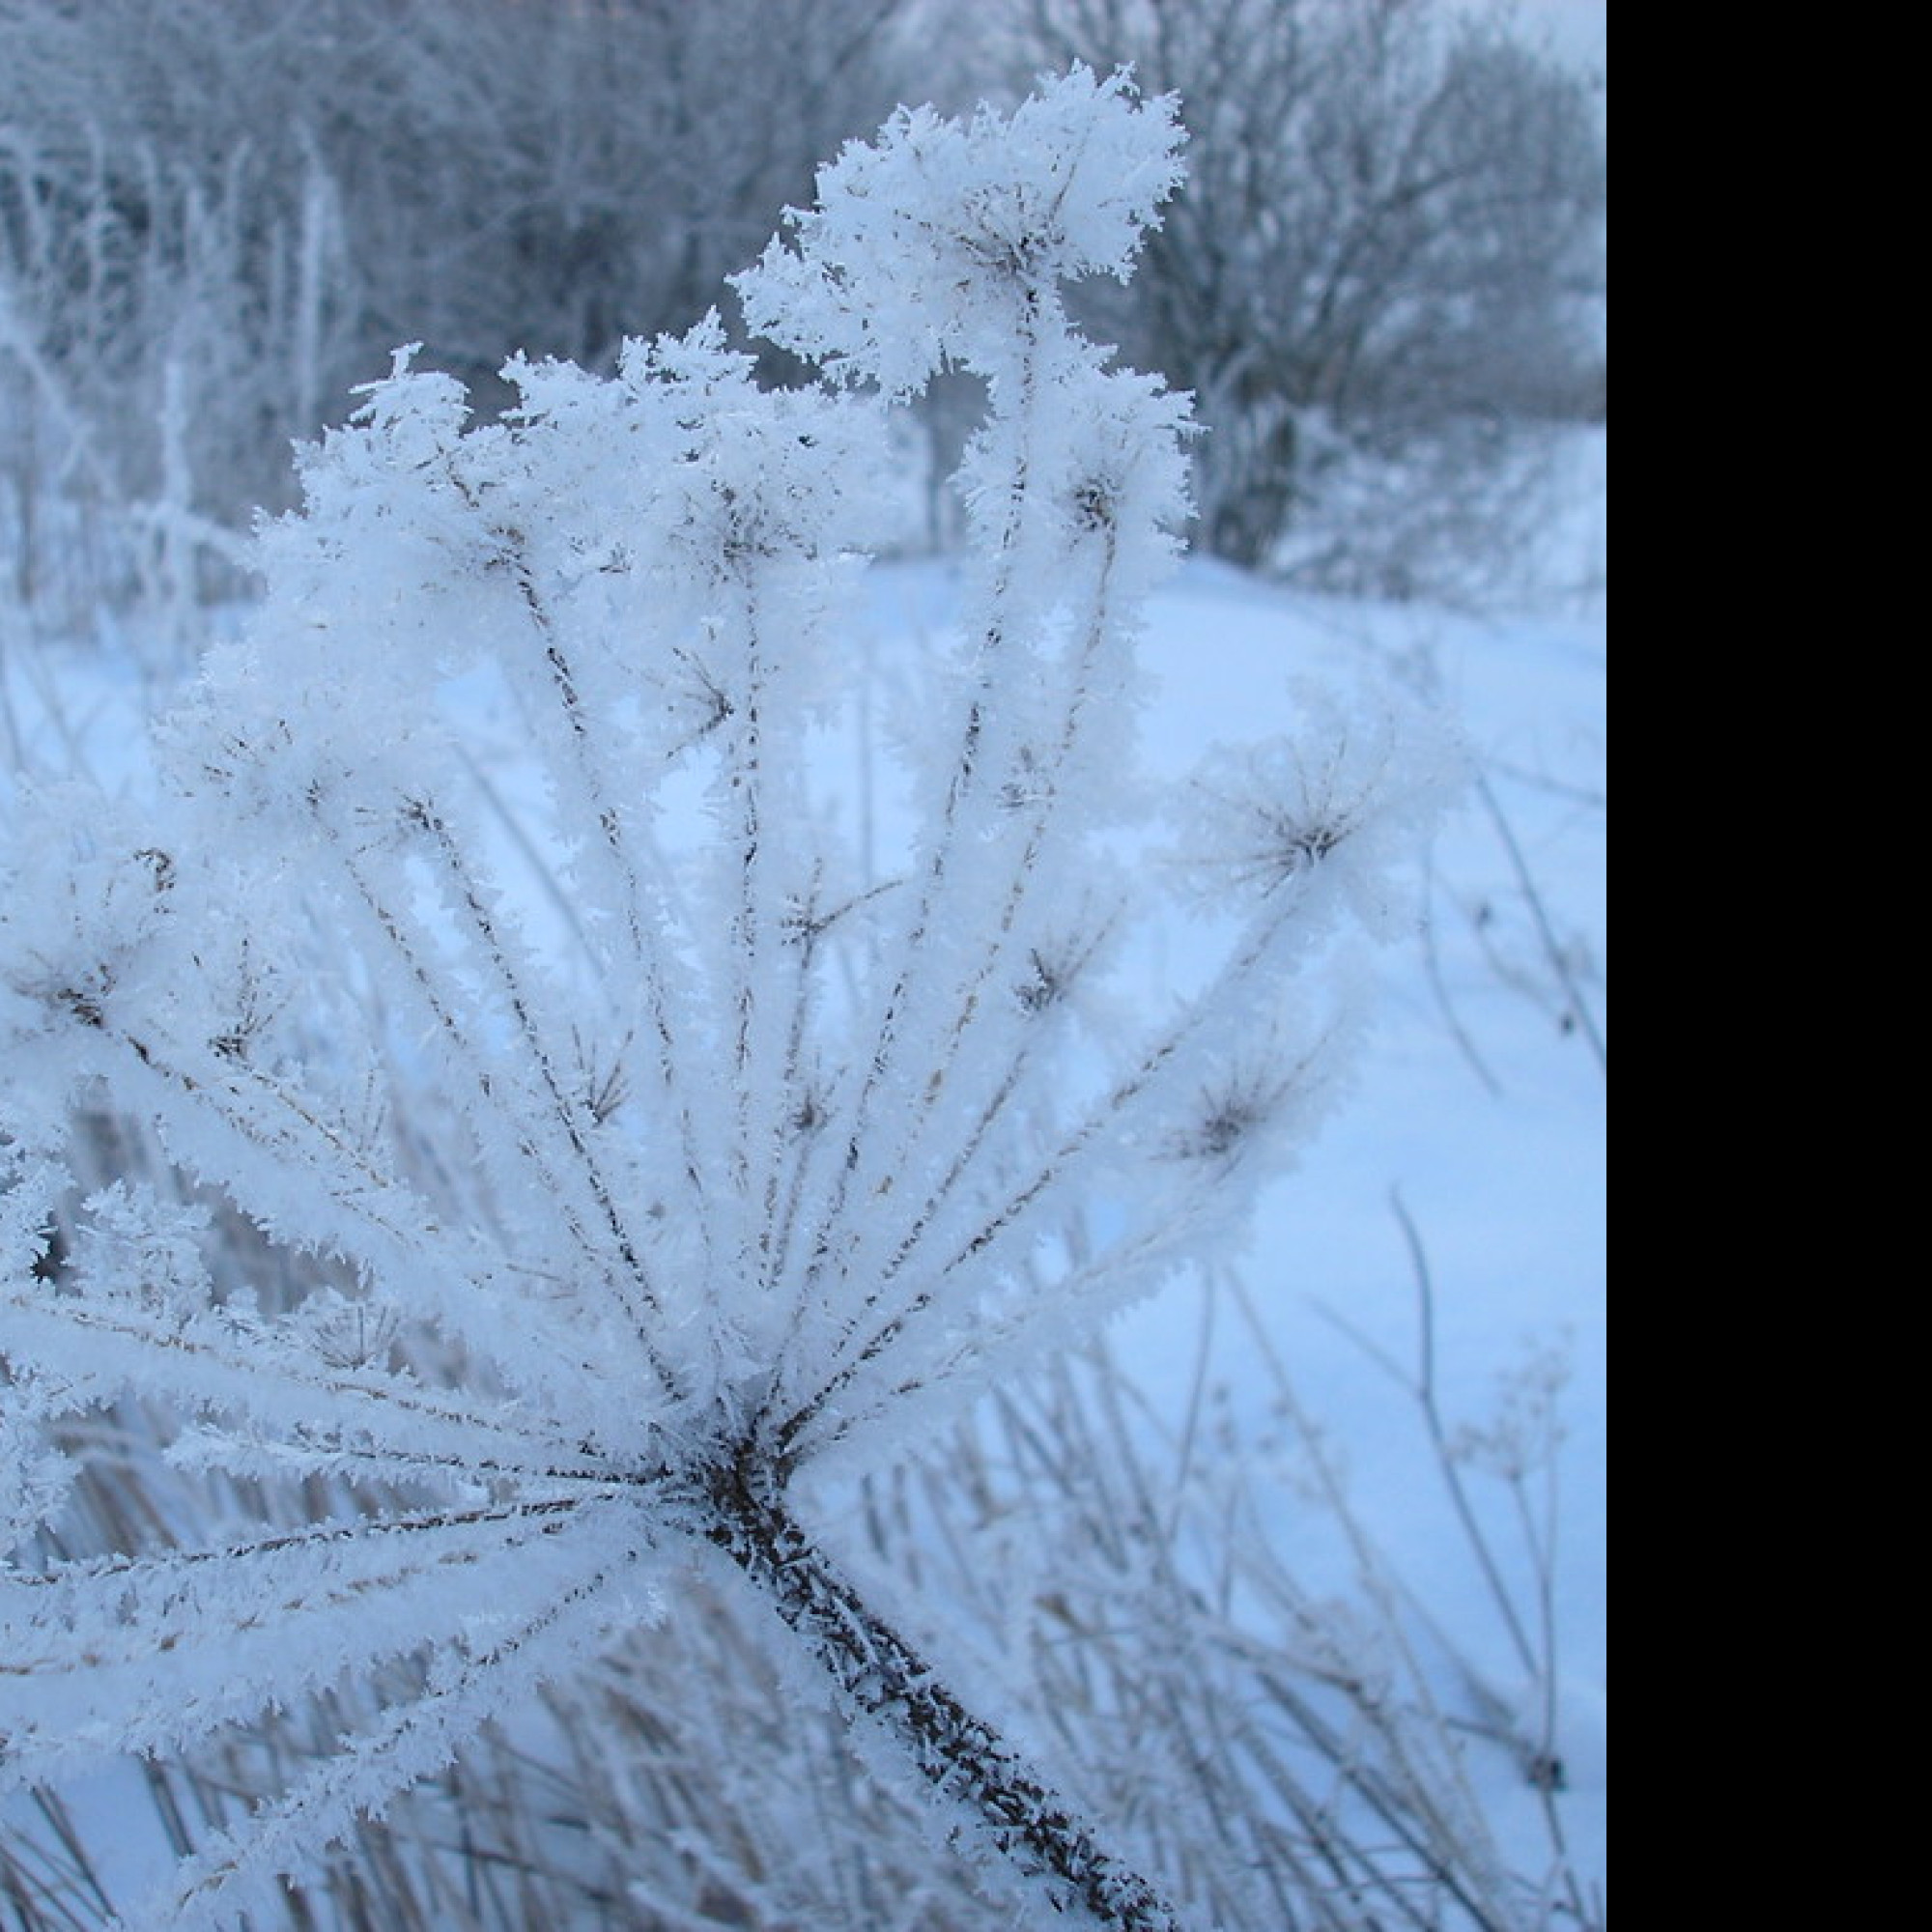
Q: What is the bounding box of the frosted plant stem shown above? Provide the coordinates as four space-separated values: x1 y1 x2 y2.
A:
1508 1463 1591 1928
1 1498 588 1603
1246 1665 1507 1932
826 527 1124 1340
411 807 667 1330
1474 772 1605 1073
1420 848 1504 1096
783 313 1046 1344
761 870 846 1297
698 1454 1184 1932
339 858 621 1254
154 1562 620 1931
1223 1267 1512 1904
335 843 679 1400
494 533 717 1237
781 897 1327 1460
0 1293 595 1481
724 586 807 1307
117 1037 419 1258
1390 1192 1541 1684
452 742 601 982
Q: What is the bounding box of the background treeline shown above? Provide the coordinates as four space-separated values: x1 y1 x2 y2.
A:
0 0 1604 626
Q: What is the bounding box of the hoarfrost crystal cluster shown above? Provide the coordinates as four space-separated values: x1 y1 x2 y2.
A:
1 70 1456 1929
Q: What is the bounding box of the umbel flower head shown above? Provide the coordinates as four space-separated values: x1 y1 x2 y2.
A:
1 69 1455 1930
737 64 1187 398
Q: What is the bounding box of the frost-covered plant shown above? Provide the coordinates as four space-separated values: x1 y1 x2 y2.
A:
0 71 1457 1930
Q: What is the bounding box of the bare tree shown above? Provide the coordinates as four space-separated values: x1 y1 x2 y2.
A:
1009 0 1605 579
337 0 915 389
0 1 368 618
0 0 918 621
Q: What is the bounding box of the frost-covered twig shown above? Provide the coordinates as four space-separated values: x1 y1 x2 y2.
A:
1310 1201 1600 1928
1473 771 1606 1072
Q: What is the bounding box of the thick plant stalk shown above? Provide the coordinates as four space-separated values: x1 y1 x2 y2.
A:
699 1453 1182 1932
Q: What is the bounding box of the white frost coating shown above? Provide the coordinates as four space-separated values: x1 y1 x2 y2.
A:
0 70 1455 1928
737 66 1186 398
